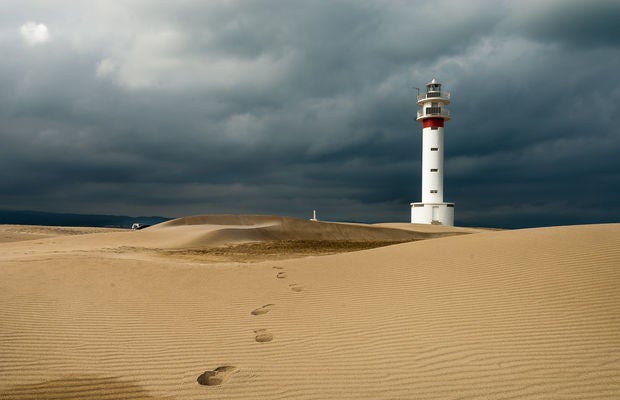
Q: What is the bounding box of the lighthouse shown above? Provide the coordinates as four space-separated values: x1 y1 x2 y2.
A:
410 78 455 225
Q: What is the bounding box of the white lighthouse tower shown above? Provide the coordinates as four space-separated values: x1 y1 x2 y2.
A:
410 78 455 225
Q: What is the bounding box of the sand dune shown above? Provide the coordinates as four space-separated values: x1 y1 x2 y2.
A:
0 215 467 263
0 225 125 244
154 214 470 245
0 218 619 399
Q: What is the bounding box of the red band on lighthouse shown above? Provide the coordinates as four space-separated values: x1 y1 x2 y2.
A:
422 118 444 128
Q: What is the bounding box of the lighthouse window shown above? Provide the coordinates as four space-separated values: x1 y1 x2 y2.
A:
430 190 438 193
430 168 438 172
430 127 438 130
430 147 439 151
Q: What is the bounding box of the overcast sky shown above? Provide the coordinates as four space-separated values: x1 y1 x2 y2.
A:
1 0 619 228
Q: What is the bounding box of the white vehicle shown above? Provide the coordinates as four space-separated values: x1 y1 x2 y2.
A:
131 223 150 230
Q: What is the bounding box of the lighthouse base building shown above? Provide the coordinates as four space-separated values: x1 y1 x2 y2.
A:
411 203 454 226
410 78 455 226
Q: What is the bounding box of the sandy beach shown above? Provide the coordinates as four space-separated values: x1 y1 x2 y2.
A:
1 216 619 399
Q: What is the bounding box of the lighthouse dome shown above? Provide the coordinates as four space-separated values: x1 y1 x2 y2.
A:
426 78 442 93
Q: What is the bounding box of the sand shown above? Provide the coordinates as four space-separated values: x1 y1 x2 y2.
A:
0 216 619 399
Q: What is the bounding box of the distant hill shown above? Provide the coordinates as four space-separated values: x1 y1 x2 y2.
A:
0 209 171 229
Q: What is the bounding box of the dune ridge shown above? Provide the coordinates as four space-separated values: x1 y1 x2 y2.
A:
155 214 468 246
0 215 468 263
0 220 619 399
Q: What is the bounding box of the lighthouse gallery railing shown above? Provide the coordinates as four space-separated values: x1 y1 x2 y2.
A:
417 108 450 119
418 91 450 101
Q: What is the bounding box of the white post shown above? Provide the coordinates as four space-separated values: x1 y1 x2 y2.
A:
310 210 318 221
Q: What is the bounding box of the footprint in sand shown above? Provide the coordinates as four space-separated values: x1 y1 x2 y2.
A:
251 304 275 316
272 266 284 270
197 366 238 386
289 283 303 292
254 329 274 343
276 272 288 279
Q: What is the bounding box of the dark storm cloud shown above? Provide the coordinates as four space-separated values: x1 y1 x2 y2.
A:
0 0 619 227
503 0 620 48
